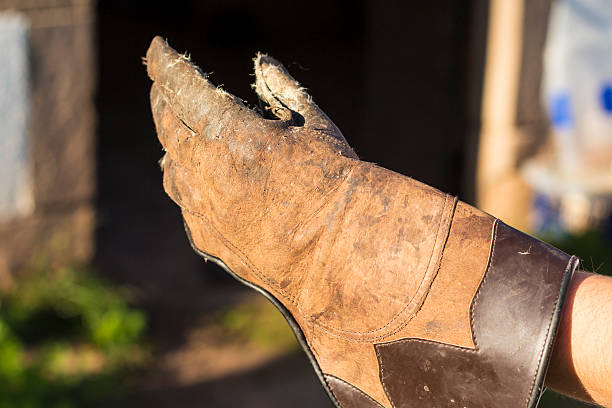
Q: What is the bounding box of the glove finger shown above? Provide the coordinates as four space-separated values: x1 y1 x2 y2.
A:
146 36 270 139
151 83 200 165
253 53 356 157
162 155 197 211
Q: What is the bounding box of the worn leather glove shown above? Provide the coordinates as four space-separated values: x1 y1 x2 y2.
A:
146 37 578 408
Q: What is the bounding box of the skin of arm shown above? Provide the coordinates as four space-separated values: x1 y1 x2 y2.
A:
546 270 612 406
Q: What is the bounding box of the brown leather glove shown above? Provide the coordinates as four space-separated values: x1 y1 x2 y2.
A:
146 36 578 408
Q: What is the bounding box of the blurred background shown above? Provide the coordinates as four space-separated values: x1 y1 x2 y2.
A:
0 0 611 407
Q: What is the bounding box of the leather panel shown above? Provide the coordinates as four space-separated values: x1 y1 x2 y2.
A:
325 375 385 408
375 222 577 408
385 201 494 348
308 201 493 408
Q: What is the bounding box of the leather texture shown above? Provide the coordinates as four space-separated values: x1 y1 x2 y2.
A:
375 222 577 408
306 201 495 405
146 37 578 408
325 375 385 408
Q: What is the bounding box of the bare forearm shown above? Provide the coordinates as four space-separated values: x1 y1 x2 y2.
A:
546 271 612 406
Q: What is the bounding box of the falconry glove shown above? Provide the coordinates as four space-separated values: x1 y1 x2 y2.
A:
146 37 578 408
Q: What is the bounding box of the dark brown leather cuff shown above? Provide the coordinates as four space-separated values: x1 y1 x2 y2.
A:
375 221 578 408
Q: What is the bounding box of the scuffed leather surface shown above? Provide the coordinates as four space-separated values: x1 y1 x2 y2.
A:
375 222 577 408
325 375 385 408
385 201 495 347
147 37 577 408
148 37 453 340
308 201 495 407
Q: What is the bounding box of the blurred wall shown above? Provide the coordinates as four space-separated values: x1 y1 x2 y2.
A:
477 0 552 230
0 0 96 281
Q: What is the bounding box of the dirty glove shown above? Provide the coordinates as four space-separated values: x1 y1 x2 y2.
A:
146 37 578 408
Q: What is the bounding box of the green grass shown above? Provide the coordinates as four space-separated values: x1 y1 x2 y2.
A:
0 265 147 408
543 229 612 276
216 297 298 352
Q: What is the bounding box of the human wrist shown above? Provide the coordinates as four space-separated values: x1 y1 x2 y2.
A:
546 271 612 406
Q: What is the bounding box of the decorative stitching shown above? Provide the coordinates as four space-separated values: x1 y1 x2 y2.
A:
301 194 456 340
375 219 495 408
302 196 458 344
524 255 578 407
168 158 456 340
184 200 451 342
178 188 455 341
374 214 492 408
170 162 359 309
375 340 395 408
376 338 483 407
324 374 386 408
187 208 295 299
469 218 499 351
376 221 574 408
174 177 348 308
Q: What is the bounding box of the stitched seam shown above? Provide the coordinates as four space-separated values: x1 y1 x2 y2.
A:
321 375 340 408
325 374 385 408
378 221 572 408
172 164 454 340
186 200 449 342
170 160 355 239
375 343 394 408
379 337 478 351
181 193 449 341
185 207 298 303
376 338 480 408
307 194 455 339
314 194 451 336
174 169 358 308
162 142 297 300
377 219 497 407
189 191 453 341
170 164 358 308
469 218 499 351
524 255 577 407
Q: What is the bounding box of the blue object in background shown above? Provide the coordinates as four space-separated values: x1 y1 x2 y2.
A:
549 91 574 129
600 83 612 114
532 193 564 236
